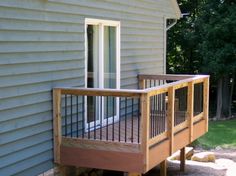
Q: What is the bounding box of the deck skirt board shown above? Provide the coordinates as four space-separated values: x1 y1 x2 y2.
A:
60 146 144 173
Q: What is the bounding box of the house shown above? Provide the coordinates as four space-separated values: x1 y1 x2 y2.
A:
0 1 209 176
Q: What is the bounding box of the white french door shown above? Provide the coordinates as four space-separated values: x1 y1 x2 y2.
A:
85 18 120 131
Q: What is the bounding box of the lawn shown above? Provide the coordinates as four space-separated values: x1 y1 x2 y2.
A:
194 119 236 149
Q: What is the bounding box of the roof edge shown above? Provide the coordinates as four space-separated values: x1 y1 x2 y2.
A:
170 0 182 19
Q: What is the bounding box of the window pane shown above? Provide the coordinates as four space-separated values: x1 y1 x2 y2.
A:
104 26 117 118
87 24 99 123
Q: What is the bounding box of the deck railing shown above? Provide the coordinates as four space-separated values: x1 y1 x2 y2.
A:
53 74 209 166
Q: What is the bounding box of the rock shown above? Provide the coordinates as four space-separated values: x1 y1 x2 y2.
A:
169 147 194 160
191 152 216 162
215 146 222 150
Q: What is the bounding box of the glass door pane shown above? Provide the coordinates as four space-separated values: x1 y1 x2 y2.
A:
87 24 99 124
103 26 117 119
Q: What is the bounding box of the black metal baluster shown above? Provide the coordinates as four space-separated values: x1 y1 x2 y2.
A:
65 94 67 137
100 96 102 140
94 96 96 140
131 98 134 143
150 96 152 138
76 96 79 137
112 97 115 141
154 95 157 136
119 98 121 142
158 94 161 134
82 96 85 138
70 95 73 137
106 97 109 141
138 99 140 143
125 97 127 142
88 97 91 139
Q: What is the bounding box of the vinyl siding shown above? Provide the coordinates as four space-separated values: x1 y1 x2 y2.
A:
0 0 179 175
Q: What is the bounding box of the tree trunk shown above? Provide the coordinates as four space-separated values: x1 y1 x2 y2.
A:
229 74 235 118
222 75 230 118
216 77 223 120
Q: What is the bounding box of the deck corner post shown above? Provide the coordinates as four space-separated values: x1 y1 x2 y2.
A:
53 88 62 164
203 77 209 132
167 86 175 155
138 76 145 89
160 159 167 176
140 92 150 172
187 81 194 143
180 147 186 172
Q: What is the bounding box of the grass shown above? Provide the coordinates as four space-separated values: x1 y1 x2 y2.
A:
194 119 236 149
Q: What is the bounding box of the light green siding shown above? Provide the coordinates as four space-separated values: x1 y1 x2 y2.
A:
0 0 179 175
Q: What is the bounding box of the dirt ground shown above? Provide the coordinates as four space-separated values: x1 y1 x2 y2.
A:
102 148 236 176
146 148 236 176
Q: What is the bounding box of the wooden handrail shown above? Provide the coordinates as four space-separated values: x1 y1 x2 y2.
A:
138 74 195 81
55 87 145 98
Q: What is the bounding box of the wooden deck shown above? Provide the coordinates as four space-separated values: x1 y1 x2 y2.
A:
53 74 210 175
83 117 140 143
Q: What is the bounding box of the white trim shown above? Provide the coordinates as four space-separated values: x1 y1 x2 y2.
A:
84 18 121 131
163 17 167 74
85 18 120 27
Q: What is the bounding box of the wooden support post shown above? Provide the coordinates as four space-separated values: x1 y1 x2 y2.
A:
168 87 175 155
180 147 186 172
187 81 194 143
53 89 62 163
160 160 167 176
140 93 150 172
203 77 209 132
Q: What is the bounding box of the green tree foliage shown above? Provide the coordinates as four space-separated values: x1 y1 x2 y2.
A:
167 0 236 118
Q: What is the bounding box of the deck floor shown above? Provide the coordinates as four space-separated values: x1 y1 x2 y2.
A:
83 117 140 143
75 111 188 143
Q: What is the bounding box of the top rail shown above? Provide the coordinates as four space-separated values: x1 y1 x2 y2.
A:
138 74 196 81
55 75 209 97
144 75 209 96
55 87 145 97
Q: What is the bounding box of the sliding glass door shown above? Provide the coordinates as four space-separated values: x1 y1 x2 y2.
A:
85 19 120 130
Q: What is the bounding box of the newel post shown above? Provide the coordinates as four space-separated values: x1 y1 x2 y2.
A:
53 88 62 164
167 86 175 155
140 93 150 172
187 81 194 143
138 75 145 89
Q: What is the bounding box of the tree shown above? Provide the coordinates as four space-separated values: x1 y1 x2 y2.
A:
167 0 236 119
167 0 204 74
196 0 236 119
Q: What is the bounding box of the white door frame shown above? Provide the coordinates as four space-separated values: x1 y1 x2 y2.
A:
84 18 120 131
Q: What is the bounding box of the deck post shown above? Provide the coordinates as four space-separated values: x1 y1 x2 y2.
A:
138 76 145 89
160 159 167 176
53 88 62 164
180 147 186 172
140 93 150 172
167 86 175 155
203 77 209 132
187 81 194 142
